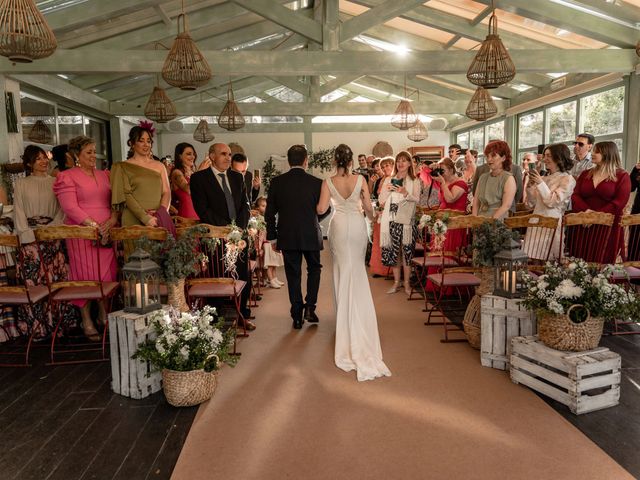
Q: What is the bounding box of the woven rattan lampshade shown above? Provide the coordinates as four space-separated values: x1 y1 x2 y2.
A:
0 0 56 63
144 85 177 123
27 119 53 144
466 12 515 89
193 119 214 143
407 119 428 142
162 13 211 91
391 100 418 130
466 87 498 121
218 85 245 131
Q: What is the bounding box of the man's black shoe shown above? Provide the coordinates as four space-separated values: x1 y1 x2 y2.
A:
304 307 319 323
293 317 304 329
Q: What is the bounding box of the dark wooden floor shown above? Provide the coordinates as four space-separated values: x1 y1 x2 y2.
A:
0 345 197 480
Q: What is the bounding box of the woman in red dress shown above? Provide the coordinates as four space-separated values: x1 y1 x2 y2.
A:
432 157 468 253
170 142 210 219
369 157 394 276
571 141 630 264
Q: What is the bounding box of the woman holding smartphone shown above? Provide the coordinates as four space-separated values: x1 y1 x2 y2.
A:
379 151 421 295
525 144 575 260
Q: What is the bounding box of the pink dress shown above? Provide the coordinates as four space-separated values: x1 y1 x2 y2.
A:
173 176 199 219
53 168 117 307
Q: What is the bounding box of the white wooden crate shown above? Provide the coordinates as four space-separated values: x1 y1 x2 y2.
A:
510 336 621 415
109 308 163 399
480 295 536 370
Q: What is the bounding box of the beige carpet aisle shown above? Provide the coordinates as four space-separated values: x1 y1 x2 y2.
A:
172 248 632 480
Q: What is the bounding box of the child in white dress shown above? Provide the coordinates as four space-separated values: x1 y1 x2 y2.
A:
255 197 285 288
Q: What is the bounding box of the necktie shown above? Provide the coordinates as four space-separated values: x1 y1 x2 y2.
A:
218 173 236 221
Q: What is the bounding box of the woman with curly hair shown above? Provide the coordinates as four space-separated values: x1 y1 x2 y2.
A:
472 140 517 220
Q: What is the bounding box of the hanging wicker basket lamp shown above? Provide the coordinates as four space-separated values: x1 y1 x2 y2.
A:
144 82 178 123
162 13 211 91
0 0 57 63
193 119 214 143
466 87 498 121
407 118 428 142
391 100 418 130
466 11 515 89
218 84 245 131
27 119 53 144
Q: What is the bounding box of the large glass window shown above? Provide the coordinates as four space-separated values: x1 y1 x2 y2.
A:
486 120 504 142
58 107 84 145
581 86 624 137
20 94 56 145
456 132 469 148
547 101 576 143
518 111 543 149
469 127 484 152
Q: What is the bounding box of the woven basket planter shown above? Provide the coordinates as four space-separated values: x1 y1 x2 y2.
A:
167 278 189 312
537 305 604 351
463 267 494 349
162 368 217 407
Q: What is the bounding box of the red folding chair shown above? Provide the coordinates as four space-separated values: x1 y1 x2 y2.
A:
561 212 614 265
610 213 640 335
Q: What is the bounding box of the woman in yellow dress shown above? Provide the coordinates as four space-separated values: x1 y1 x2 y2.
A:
111 126 171 227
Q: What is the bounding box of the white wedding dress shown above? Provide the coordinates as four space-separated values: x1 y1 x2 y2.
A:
327 176 391 382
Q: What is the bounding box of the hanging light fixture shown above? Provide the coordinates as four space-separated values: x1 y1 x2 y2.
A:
27 118 53 144
466 87 498 121
218 82 245 131
391 76 418 130
162 1 211 91
0 0 57 63
193 119 214 143
144 76 177 123
466 4 515 89
407 119 428 142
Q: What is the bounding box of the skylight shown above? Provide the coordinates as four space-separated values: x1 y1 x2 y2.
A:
265 86 304 102
510 83 532 92
353 35 410 55
546 72 568 79
350 82 404 100
348 96 376 103
239 96 266 103
321 89 349 103
549 0 640 30
312 114 432 124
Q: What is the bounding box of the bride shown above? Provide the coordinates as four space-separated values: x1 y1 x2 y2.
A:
317 144 391 382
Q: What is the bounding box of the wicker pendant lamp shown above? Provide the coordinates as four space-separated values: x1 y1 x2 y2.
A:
466 8 515 89
391 77 418 130
0 0 56 63
407 119 428 142
218 83 245 131
193 119 214 143
144 78 177 123
466 87 498 121
162 3 211 91
27 118 53 144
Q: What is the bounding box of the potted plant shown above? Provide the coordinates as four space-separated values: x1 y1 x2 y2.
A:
136 226 208 312
134 306 237 406
522 259 640 351
471 220 519 295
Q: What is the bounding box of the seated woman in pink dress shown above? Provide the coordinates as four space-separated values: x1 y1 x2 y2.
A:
170 142 210 219
53 136 118 341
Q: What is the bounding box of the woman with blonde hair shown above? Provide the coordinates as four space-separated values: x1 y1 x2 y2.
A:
379 151 421 295
571 141 630 263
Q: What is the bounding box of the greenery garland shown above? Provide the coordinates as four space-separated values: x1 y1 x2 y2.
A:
308 147 335 172
261 156 281 194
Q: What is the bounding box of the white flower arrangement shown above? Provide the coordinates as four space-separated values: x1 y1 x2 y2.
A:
224 224 247 276
247 214 266 238
522 258 640 322
134 306 237 372
418 213 450 251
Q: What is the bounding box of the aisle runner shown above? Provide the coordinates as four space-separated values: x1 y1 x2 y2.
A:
172 248 632 480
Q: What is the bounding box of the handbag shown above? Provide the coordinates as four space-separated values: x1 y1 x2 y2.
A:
154 207 177 237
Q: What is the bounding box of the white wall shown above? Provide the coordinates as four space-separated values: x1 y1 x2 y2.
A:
155 128 449 173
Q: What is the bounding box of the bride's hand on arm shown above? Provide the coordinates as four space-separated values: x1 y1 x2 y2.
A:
317 180 331 215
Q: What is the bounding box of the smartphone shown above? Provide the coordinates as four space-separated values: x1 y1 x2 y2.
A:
460 148 468 155
537 144 545 155
254 169 260 177
528 162 537 172
390 178 404 187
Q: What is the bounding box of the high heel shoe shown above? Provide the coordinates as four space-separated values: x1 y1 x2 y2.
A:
404 282 412 296
386 282 401 294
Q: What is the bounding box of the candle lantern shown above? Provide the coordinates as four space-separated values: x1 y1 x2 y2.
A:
122 249 162 314
493 238 528 298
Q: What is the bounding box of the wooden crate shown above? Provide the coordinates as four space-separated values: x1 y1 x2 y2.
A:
480 295 536 370
109 308 163 399
510 336 621 415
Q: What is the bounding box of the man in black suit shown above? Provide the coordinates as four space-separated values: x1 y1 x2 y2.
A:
191 143 255 329
265 144 329 329
230 152 261 206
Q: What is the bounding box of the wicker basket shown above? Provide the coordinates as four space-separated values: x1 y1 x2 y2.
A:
162 368 217 407
463 295 482 349
537 305 604 351
167 278 189 312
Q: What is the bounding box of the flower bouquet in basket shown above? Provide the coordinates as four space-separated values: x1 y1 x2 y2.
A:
418 212 450 251
522 259 640 351
224 223 247 276
134 306 237 406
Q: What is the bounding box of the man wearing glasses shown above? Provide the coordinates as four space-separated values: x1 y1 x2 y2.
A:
570 133 595 178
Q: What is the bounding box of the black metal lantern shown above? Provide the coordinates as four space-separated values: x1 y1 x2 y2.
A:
494 238 528 298
122 249 162 314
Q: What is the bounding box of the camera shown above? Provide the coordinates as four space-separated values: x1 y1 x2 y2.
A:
460 148 468 155
430 167 445 177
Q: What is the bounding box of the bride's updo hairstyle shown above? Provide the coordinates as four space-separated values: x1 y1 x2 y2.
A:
335 143 353 176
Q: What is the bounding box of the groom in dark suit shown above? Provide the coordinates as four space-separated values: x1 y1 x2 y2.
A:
265 144 330 329
191 143 254 329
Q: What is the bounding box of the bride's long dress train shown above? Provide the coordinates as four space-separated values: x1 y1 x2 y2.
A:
327 176 391 381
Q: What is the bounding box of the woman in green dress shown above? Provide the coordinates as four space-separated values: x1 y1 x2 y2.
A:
472 140 517 221
111 126 171 227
